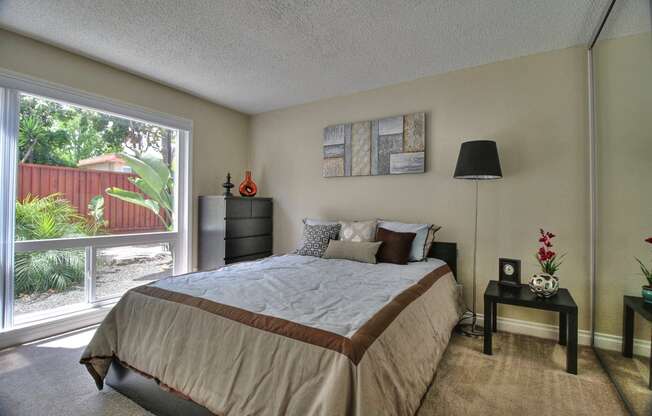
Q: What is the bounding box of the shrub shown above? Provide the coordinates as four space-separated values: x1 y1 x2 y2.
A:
15 193 89 240
14 194 90 297
15 249 84 295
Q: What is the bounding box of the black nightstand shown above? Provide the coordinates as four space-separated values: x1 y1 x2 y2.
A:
483 280 578 374
622 296 652 389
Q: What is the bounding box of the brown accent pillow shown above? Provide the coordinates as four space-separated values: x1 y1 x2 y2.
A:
375 227 416 265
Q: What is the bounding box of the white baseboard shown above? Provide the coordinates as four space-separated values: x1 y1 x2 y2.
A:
591 330 651 358
475 313 651 358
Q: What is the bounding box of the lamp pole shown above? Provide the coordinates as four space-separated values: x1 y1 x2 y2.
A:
472 179 479 330
453 140 503 336
454 140 502 337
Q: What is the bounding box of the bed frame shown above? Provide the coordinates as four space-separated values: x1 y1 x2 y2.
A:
428 241 457 279
105 242 458 416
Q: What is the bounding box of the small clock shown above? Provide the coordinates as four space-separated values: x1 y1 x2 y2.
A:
498 258 521 288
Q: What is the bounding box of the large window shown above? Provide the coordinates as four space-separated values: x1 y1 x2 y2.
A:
0 71 192 335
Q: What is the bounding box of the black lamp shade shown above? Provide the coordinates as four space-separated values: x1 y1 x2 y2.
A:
453 140 502 180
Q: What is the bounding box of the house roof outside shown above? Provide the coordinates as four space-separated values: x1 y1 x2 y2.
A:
78 154 125 167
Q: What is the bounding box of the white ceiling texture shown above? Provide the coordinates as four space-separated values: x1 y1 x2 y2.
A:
0 0 648 114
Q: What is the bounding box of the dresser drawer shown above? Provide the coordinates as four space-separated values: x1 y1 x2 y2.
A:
225 218 272 239
225 252 271 265
225 198 251 218
252 199 273 218
225 235 273 259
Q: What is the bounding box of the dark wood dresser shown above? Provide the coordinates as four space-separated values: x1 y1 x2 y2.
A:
198 196 273 270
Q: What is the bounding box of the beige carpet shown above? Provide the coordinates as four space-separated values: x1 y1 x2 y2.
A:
0 328 627 416
596 348 652 416
418 332 628 416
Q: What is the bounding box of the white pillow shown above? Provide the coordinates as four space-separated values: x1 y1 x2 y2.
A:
423 225 441 259
377 220 437 261
338 220 377 242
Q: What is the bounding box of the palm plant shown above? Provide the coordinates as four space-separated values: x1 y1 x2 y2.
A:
14 194 89 296
15 249 84 295
18 115 48 163
106 152 173 230
15 193 89 240
86 194 107 234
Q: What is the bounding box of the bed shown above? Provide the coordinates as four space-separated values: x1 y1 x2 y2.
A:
80 242 460 416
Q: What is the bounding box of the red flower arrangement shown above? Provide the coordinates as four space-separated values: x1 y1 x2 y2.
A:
536 229 565 275
636 237 652 286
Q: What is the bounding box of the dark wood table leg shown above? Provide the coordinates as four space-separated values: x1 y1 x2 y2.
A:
484 297 492 355
559 311 567 346
492 301 498 333
567 309 577 375
623 302 634 358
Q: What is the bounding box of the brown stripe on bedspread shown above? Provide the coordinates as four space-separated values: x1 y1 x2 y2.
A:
349 264 451 362
133 264 451 365
134 285 354 358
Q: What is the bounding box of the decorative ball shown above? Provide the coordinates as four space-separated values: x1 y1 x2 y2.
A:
528 274 559 298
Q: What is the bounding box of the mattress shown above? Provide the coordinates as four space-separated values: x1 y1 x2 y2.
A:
81 254 462 416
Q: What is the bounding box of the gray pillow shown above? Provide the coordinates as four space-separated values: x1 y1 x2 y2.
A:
295 223 341 257
322 240 382 264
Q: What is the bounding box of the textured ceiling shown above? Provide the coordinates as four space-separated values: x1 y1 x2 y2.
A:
0 0 648 114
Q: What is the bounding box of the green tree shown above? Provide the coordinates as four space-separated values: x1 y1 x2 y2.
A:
110 117 174 162
54 110 124 165
18 96 173 167
18 115 47 163
19 97 73 166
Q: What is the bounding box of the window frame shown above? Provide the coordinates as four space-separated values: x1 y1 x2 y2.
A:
0 69 193 343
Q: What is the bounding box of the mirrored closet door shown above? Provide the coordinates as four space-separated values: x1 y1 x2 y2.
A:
591 0 652 414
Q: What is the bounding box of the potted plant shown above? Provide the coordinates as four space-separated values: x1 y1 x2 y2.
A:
528 229 565 298
637 237 652 304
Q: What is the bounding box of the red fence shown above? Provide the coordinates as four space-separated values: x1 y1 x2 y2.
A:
18 163 165 234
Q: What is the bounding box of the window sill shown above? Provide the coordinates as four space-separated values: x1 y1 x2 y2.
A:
0 301 115 350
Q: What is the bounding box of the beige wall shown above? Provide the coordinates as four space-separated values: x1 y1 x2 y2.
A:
0 28 601 332
595 32 652 337
0 29 250 269
251 46 591 329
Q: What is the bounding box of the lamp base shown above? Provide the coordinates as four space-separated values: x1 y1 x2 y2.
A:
459 323 484 337
458 315 485 337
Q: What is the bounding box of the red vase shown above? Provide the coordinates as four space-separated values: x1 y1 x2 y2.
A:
238 170 257 197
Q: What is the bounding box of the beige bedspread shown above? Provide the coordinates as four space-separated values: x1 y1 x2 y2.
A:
81 255 461 416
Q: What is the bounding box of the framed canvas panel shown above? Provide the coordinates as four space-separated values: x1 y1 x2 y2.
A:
323 112 425 177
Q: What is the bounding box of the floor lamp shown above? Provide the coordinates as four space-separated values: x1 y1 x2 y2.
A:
453 140 502 336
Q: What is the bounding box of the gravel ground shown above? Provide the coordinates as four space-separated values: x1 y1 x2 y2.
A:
14 245 173 317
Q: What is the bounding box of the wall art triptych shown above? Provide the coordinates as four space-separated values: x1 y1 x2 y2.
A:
322 112 425 177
